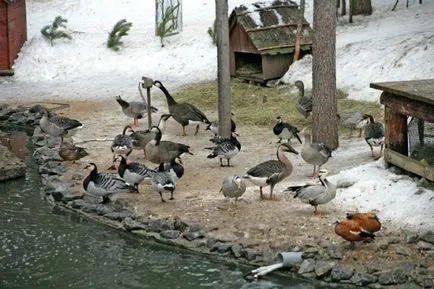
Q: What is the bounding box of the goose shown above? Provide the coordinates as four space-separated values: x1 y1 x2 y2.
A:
285 169 336 215
206 115 237 136
346 211 381 233
299 126 332 178
220 175 246 202
163 159 184 182
334 219 376 249
205 132 241 167
294 80 312 119
272 116 302 144
364 114 384 160
39 106 83 145
145 126 193 166
114 155 156 191
151 163 176 202
153 80 210 136
58 141 89 164
115 94 158 127
108 125 134 169
337 112 369 137
243 143 298 200
82 162 137 204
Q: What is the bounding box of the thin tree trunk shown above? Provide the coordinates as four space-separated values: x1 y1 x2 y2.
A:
341 0 346 16
293 0 305 62
312 0 338 149
215 0 232 139
349 0 353 23
352 0 372 15
392 0 399 11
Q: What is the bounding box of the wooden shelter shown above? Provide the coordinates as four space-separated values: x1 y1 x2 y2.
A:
229 0 313 84
371 79 434 181
0 0 27 76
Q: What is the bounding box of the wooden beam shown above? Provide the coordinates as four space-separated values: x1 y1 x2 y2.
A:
245 23 309 32
384 149 434 181
384 104 408 155
380 92 434 122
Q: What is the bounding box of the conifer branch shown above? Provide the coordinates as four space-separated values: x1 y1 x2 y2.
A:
41 16 72 46
107 19 133 51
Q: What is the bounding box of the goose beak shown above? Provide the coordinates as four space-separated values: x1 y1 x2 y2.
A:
281 143 298 155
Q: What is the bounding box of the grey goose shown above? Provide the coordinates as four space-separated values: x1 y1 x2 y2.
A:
364 114 384 160
39 106 83 145
294 80 312 119
220 175 246 202
299 126 332 178
115 94 158 127
337 112 370 137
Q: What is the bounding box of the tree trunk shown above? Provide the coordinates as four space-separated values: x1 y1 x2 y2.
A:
352 0 372 15
293 0 305 61
312 0 338 150
349 0 353 23
341 0 346 16
215 0 232 139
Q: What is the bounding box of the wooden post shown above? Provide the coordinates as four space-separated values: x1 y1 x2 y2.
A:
293 0 305 62
141 76 154 129
381 93 408 156
215 0 232 139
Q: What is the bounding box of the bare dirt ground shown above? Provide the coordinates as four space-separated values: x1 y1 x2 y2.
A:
8 98 432 274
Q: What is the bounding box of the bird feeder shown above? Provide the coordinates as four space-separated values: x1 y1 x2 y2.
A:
370 79 434 181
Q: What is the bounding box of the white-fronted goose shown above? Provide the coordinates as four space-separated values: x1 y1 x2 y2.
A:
337 112 369 137
206 132 241 167
39 106 83 144
294 80 312 119
243 143 298 200
82 162 137 204
300 126 332 178
153 80 210 136
272 116 302 144
151 163 176 202
220 175 246 202
145 126 193 166
364 114 384 160
286 169 336 214
114 155 156 191
115 95 158 127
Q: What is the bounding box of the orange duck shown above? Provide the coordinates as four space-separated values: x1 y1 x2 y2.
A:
335 219 375 248
346 211 381 233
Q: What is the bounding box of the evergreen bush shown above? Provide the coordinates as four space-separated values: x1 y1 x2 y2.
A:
156 3 180 47
107 19 133 51
41 16 72 46
207 20 217 46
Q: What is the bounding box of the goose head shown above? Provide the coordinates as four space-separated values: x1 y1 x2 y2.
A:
233 175 243 189
84 162 98 173
280 142 299 155
294 80 305 92
153 80 163 88
276 116 283 124
318 168 330 179
122 125 134 135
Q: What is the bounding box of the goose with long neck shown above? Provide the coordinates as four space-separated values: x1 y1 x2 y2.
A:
243 143 298 200
300 126 332 178
145 126 193 166
39 106 83 145
153 80 210 136
294 80 312 119
363 114 384 160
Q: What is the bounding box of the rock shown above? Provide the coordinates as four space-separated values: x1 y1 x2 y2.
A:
96 205 112 215
61 190 83 203
160 230 181 239
420 231 434 244
0 107 18 120
230 244 242 258
188 224 204 232
70 199 86 209
417 241 433 251
81 202 98 213
314 260 335 278
302 247 320 259
347 273 378 286
173 217 188 232
183 231 204 241
395 245 413 256
330 265 354 282
122 217 148 231
241 248 261 261
378 268 409 285
147 219 174 233
298 259 315 275
103 211 132 221
377 238 391 250
210 242 231 254
336 179 355 188
7 111 29 125
327 245 343 259
51 190 64 202
422 278 434 288
404 231 420 244
206 238 217 249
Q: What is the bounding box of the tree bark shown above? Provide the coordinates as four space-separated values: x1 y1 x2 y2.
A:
312 0 338 150
215 0 232 138
341 0 346 16
349 0 354 23
352 0 372 15
293 0 305 61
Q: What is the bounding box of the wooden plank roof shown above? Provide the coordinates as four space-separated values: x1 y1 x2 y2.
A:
229 0 313 54
370 79 434 106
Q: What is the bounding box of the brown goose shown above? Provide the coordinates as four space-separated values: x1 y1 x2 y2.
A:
243 143 298 200
145 126 193 166
153 80 210 136
115 94 158 128
39 106 83 145
294 80 312 119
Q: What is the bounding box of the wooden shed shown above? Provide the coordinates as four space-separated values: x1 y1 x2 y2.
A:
0 0 27 76
229 0 313 84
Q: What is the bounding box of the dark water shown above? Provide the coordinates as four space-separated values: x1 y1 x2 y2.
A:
0 133 331 289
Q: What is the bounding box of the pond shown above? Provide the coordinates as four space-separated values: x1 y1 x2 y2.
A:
0 131 335 289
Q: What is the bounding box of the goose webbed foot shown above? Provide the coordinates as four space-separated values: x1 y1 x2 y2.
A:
159 192 166 203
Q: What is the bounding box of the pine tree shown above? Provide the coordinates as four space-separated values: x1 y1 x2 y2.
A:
41 16 72 46
156 3 180 47
107 19 133 51
207 20 217 46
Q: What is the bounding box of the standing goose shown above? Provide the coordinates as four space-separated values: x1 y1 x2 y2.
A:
272 116 302 144
39 106 83 145
206 115 237 136
364 114 384 160
346 211 381 233
109 125 134 169
243 143 298 200
115 94 158 128
300 126 332 178
220 175 246 202
335 220 376 248
151 163 176 202
163 159 184 182
114 155 156 191
337 112 369 137
153 80 210 136
205 132 241 167
286 169 336 215
82 163 137 204
294 80 312 119
145 126 193 166
59 141 89 164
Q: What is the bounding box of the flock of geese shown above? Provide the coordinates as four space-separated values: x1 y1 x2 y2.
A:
36 79 385 246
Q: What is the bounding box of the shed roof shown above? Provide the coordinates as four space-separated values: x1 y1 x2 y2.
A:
229 0 313 55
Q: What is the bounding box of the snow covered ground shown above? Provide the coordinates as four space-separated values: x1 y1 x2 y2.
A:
0 0 433 232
